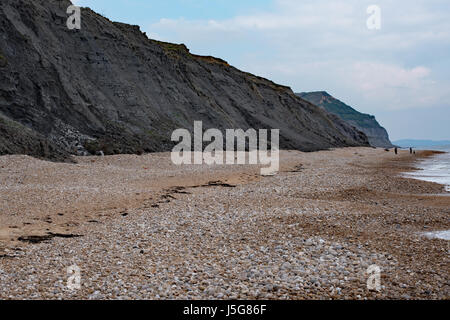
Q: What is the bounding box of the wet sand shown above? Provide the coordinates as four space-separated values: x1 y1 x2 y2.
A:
0 147 448 299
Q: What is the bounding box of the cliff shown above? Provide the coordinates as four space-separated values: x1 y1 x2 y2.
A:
297 92 393 148
0 0 369 160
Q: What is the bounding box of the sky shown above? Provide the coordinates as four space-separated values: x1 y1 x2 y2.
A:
72 0 450 141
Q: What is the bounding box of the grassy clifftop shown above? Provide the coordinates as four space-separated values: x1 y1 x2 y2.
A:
298 91 393 148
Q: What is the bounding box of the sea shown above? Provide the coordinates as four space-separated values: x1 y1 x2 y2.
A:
402 145 450 240
403 145 450 193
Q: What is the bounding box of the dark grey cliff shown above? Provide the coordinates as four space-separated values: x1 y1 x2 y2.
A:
0 0 369 160
297 92 393 148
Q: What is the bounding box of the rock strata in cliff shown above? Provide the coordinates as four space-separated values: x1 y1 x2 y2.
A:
0 0 369 160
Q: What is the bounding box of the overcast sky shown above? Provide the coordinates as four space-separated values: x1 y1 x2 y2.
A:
73 0 450 141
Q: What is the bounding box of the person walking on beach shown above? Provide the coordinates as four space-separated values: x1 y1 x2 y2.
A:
395 147 398 155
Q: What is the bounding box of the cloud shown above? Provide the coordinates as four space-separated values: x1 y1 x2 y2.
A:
351 63 431 92
346 62 448 110
150 0 359 39
146 0 450 116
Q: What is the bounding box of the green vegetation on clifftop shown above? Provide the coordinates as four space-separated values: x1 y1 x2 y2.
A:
298 91 393 148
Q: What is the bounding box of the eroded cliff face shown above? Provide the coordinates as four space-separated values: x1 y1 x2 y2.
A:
298 92 393 148
0 0 369 160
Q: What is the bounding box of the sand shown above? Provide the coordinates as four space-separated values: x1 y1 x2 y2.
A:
0 147 448 299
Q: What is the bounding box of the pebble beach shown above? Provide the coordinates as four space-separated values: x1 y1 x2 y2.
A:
0 147 448 299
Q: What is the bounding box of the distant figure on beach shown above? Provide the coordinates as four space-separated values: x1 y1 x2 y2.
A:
395 147 398 155
410 147 413 154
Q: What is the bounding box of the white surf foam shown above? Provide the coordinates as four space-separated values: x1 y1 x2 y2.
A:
403 146 450 192
423 230 450 241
